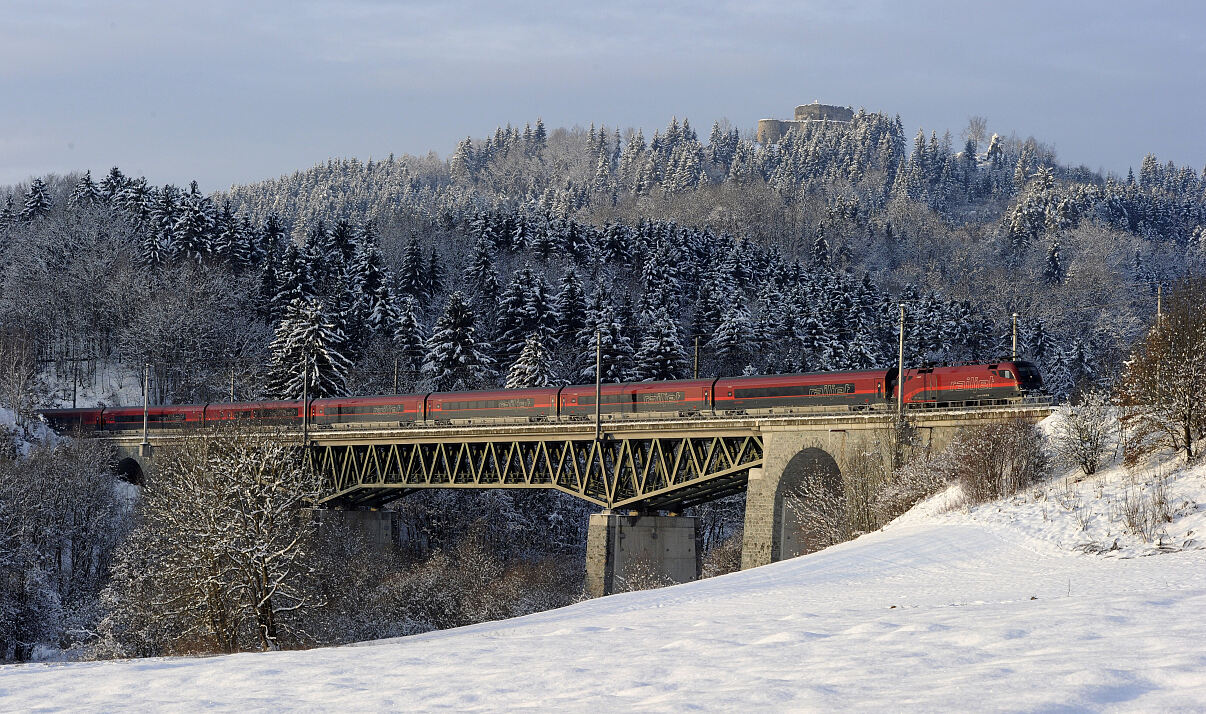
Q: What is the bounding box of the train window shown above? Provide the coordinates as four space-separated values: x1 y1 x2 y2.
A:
733 383 855 399
445 398 536 410
1000 369 1013 379
577 394 627 406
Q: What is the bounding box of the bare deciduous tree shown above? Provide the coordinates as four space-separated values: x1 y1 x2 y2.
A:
1115 278 1206 460
0 329 38 423
1053 390 1115 474
0 440 126 661
98 427 321 656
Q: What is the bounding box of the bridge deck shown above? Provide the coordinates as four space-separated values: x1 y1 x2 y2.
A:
90 404 1053 510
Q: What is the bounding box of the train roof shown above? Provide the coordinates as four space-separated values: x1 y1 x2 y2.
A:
312 394 426 405
717 370 888 384
428 387 561 399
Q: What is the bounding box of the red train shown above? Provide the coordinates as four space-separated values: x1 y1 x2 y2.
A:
38 362 1043 434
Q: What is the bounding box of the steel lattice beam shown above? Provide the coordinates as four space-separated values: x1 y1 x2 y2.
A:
313 434 764 510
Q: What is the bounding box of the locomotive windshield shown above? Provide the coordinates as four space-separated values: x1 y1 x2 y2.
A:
1014 362 1044 390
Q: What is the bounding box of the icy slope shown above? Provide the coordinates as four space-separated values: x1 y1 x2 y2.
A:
2 518 1204 711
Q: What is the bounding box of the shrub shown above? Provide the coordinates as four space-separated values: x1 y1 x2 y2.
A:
948 420 1049 504
872 452 954 524
700 531 743 578
1053 390 1115 475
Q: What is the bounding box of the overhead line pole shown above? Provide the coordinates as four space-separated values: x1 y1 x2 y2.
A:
897 304 905 415
1011 312 1018 361
140 363 150 456
595 329 602 443
302 359 309 447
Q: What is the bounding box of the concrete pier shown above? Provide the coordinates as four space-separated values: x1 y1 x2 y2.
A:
313 509 398 550
585 513 700 597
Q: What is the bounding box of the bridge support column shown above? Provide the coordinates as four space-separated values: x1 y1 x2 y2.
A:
585 513 700 598
312 509 398 551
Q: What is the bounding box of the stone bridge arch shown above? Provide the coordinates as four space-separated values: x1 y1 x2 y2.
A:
114 456 145 485
741 429 854 568
776 447 844 560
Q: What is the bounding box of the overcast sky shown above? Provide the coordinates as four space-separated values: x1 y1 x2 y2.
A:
2 1 1203 190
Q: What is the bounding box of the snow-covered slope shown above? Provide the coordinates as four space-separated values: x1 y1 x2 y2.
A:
3 411 1205 711
2 514 1205 709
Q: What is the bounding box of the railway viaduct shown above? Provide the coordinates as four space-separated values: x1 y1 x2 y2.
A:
99 405 1050 597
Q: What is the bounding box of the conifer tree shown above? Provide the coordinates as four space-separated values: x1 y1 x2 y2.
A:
578 289 634 382
0 195 14 233
810 225 830 268
426 247 445 301
1043 238 1065 284
397 234 426 304
505 332 558 388
68 170 103 208
464 234 500 308
98 166 127 200
366 283 401 338
20 178 52 221
257 258 280 321
551 269 587 347
273 243 315 316
709 303 752 374
261 213 288 256
423 292 493 390
265 296 352 398
632 307 689 381
393 297 426 387
173 183 215 262
495 267 547 367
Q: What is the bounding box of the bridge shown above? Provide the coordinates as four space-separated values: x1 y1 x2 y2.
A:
100 404 1051 596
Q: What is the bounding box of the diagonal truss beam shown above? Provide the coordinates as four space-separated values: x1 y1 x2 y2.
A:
315 434 763 510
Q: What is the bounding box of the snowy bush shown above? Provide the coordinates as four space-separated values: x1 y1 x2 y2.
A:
948 421 1050 505
872 452 954 525
0 440 127 662
359 529 580 636
700 532 743 578
783 461 850 552
96 427 322 657
1052 391 1115 475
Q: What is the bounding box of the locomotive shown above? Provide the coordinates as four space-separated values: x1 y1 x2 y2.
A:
39 362 1042 434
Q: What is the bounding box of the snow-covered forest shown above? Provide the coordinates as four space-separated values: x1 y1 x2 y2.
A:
3 111 1199 410
2 108 1205 662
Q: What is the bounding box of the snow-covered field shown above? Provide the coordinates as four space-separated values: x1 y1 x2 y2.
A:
3 421 1205 711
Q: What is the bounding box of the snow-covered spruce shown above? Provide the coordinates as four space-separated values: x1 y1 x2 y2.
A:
265 296 353 399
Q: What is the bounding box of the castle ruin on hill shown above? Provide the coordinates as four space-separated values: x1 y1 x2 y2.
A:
757 102 854 143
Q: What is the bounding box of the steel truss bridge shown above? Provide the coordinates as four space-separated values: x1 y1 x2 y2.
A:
313 423 764 510
100 403 1052 512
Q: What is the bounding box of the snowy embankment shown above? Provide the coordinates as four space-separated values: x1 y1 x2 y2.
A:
3 418 1206 711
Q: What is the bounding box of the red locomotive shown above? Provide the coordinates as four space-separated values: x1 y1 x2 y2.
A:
38 362 1043 434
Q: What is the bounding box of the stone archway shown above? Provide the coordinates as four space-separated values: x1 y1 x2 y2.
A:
114 457 145 486
774 447 843 560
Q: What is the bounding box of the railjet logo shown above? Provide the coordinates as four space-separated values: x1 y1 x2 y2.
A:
949 377 991 388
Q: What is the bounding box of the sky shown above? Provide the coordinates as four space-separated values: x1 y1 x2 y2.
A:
2 0 1203 190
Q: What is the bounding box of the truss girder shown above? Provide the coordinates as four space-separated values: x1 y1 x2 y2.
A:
314 435 764 510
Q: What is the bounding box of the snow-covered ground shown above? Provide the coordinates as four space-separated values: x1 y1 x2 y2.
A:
2 415 1205 711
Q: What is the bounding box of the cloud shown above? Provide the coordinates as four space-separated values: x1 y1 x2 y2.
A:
0 1 1203 187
